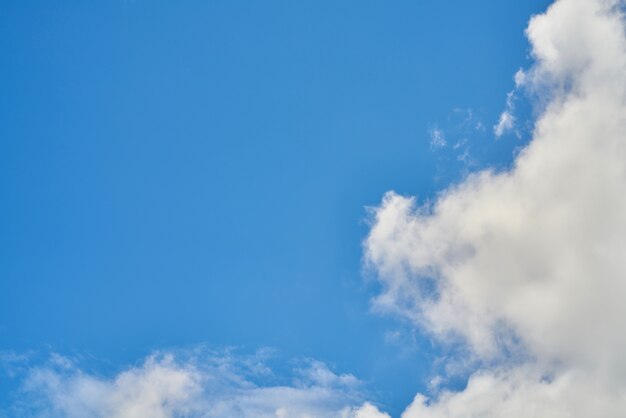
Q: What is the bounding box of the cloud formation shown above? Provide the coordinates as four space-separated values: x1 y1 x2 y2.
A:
5 1 624 417
493 90 516 137
366 0 626 416
3 350 390 418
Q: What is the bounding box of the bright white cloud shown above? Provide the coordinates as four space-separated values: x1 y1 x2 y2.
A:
4 350 388 418
352 403 391 418
366 0 626 416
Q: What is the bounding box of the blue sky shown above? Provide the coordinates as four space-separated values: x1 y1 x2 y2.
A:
0 1 570 416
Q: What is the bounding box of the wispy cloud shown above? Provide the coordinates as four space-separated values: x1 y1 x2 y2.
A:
366 0 626 415
2 349 389 418
428 126 447 149
426 109 486 183
494 90 517 137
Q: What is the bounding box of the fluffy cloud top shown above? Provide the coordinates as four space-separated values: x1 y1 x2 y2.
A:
366 0 626 416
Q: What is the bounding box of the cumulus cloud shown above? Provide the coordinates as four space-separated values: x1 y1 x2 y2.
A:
3 350 388 418
366 0 626 416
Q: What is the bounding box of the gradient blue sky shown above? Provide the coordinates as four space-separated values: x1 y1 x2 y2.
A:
1 1 550 414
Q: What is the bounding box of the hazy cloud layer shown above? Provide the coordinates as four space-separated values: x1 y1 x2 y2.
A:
366 0 626 416
2 350 389 418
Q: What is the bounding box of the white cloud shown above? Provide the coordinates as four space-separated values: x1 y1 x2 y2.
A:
402 366 626 418
494 91 517 137
366 0 626 416
352 403 391 418
4 350 388 418
493 109 515 137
